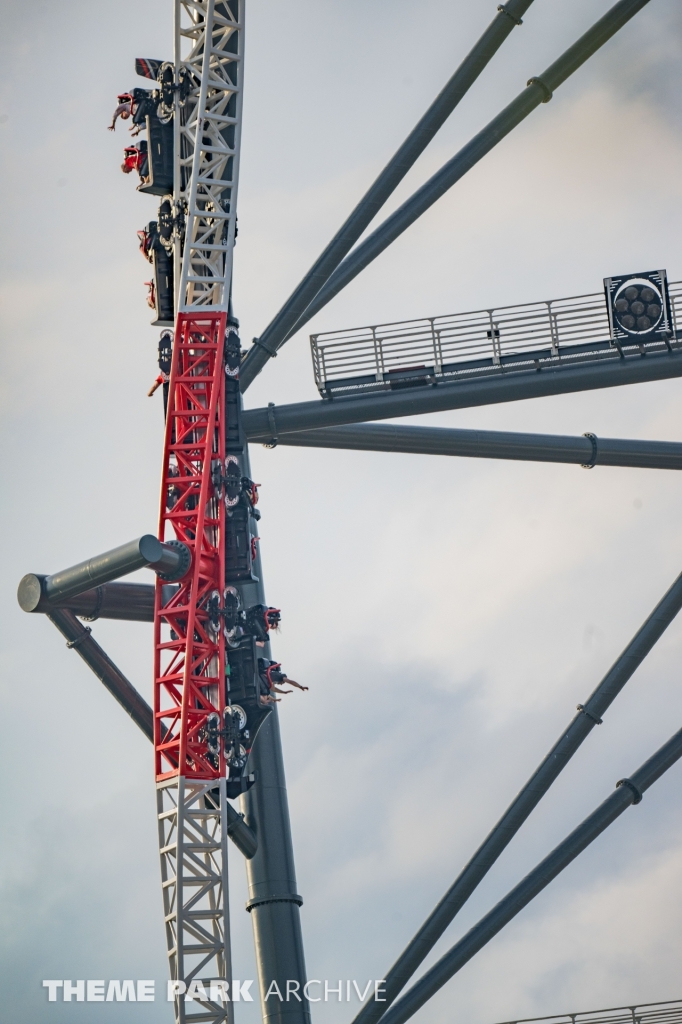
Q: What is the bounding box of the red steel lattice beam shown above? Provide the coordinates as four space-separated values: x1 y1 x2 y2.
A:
154 312 227 781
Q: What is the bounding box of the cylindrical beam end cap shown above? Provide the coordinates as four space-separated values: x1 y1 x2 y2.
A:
150 540 192 582
138 535 165 564
17 574 46 612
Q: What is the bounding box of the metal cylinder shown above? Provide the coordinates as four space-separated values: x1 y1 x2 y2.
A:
239 441 311 1024
243 352 682 440
379 722 682 1024
17 576 158 621
350 564 682 1024
239 0 534 388
243 712 309 1024
226 803 258 860
47 608 155 741
44 536 162 602
280 0 652 339
272 423 682 471
27 535 189 606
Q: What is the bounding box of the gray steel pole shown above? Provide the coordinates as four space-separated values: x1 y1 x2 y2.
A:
239 0 534 390
18 576 158 621
350 567 682 1024
243 711 309 1024
243 348 682 440
45 608 258 859
47 607 157 741
272 423 682 471
239 440 311 1024
279 0 652 339
36 535 190 604
378 725 682 1024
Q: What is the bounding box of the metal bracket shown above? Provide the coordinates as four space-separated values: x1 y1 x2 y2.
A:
226 772 258 801
576 703 603 725
80 586 104 622
263 402 279 449
66 627 92 649
581 432 598 469
226 810 248 834
252 336 278 357
245 893 304 912
497 4 523 26
616 777 643 804
527 76 553 103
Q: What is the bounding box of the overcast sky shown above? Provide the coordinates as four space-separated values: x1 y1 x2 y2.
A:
2 1 682 1022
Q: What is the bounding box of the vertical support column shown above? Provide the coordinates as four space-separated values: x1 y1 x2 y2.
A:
236 435 310 1024
242 711 310 1024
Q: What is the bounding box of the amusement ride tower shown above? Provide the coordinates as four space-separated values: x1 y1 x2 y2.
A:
18 2 682 1024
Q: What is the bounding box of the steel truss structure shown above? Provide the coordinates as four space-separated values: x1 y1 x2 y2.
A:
175 0 243 311
157 777 233 1024
155 311 227 783
18 2 682 1024
154 310 230 1023
155 2 244 1017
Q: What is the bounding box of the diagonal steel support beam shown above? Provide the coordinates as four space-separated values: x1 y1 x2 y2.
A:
376 724 682 1024
273 0 652 344
47 607 156 740
349 567 682 1024
44 609 257 859
243 348 682 439
270 423 682 471
239 0 535 389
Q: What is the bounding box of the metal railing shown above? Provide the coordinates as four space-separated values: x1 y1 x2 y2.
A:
310 281 682 398
494 999 682 1024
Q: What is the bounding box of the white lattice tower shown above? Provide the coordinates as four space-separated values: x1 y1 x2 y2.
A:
174 0 244 312
156 4 244 1022
158 779 234 1024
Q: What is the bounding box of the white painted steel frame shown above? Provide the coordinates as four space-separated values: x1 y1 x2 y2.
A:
174 0 244 312
158 777 234 1024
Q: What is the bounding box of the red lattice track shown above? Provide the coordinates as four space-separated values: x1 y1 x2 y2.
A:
154 312 227 781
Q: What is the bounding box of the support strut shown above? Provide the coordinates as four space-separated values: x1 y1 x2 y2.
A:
270 423 682 472
25 535 190 606
378 724 682 1024
239 0 535 389
239 442 310 1024
243 348 682 440
47 607 156 741
43 606 257 859
350 566 682 1024
275 0 653 342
